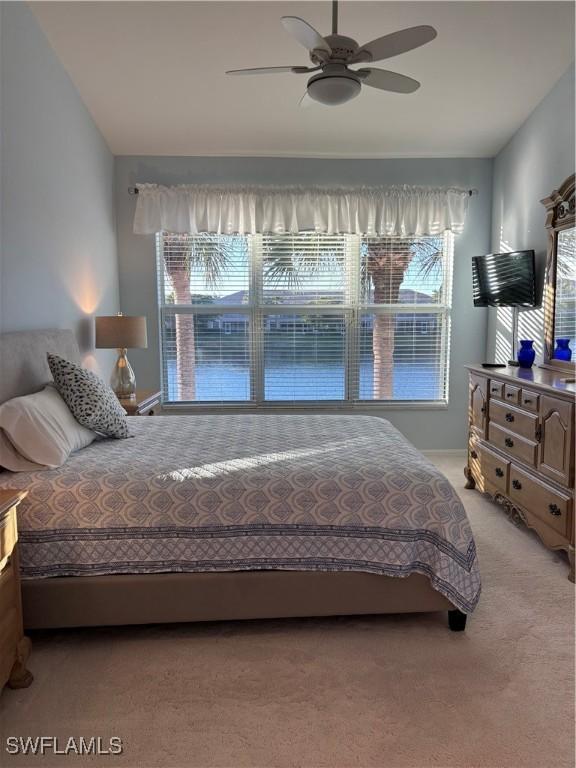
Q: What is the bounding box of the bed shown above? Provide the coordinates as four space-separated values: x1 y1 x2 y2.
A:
0 330 480 630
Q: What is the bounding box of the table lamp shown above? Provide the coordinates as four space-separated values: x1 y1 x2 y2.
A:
95 314 147 399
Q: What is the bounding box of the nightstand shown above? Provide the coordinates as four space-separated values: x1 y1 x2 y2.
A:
0 489 33 690
118 389 161 416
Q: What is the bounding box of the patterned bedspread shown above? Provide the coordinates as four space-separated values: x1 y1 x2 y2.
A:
0 414 481 613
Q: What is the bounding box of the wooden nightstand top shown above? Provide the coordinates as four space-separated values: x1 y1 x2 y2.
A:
0 490 27 518
118 389 161 416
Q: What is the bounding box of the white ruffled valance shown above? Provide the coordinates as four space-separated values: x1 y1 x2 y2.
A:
133 184 469 237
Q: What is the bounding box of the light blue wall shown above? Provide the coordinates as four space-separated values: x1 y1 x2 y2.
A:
488 66 575 363
116 156 492 449
0 2 119 374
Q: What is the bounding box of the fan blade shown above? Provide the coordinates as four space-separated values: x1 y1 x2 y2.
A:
354 26 437 63
358 68 420 94
281 16 331 54
226 66 311 75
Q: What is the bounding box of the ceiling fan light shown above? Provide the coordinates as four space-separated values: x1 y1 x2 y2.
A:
307 73 361 105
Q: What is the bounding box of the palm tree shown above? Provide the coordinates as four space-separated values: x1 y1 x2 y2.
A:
163 233 234 400
164 233 441 402
364 238 441 399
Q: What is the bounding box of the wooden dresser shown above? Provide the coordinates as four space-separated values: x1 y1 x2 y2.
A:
464 365 575 581
0 489 33 690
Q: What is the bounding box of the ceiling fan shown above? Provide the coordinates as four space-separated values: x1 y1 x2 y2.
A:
226 0 437 106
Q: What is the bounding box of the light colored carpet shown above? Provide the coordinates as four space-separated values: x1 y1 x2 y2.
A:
1 452 574 768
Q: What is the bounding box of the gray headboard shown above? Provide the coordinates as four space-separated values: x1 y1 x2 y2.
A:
0 329 81 404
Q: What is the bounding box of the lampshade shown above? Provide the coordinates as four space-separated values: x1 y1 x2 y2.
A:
95 315 147 349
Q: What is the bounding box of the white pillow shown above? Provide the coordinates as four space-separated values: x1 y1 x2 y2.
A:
0 386 96 469
0 430 46 472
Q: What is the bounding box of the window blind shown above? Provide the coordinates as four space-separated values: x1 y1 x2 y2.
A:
162 311 251 402
353 235 452 402
261 234 351 305
263 312 347 401
157 231 453 406
161 233 249 305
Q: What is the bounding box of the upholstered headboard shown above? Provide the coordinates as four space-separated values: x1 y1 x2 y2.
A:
0 329 81 404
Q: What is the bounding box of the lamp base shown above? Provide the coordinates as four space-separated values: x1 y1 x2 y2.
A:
111 348 136 399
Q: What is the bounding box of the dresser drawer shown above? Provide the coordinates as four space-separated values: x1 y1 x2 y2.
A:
509 465 571 538
480 445 509 493
520 389 540 413
490 400 539 440
489 380 505 400
503 384 521 405
488 423 538 467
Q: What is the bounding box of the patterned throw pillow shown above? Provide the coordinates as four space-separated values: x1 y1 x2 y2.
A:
47 354 129 439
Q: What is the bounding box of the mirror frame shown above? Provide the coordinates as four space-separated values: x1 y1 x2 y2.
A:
541 173 575 373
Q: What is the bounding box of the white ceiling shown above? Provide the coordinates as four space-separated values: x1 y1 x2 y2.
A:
30 1 575 158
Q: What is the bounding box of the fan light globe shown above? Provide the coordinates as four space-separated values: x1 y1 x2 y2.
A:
307 72 361 105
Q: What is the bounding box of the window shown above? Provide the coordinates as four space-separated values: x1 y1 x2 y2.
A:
157 231 453 406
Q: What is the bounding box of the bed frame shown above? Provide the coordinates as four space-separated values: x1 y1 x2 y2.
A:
0 329 465 632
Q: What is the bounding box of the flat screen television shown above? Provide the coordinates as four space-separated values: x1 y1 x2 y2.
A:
472 250 536 307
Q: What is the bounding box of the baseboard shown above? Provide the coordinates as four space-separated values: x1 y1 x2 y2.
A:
422 449 467 456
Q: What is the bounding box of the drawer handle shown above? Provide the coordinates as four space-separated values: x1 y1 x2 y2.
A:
506 393 515 398
470 450 478 459
512 479 522 490
523 398 532 405
505 437 514 448
505 413 515 422
481 405 486 414
548 504 561 517
495 468 504 478
491 388 499 394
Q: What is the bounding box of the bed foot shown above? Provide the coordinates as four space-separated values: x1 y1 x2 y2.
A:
448 609 467 632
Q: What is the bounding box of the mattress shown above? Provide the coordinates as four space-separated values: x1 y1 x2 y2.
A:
0 414 481 613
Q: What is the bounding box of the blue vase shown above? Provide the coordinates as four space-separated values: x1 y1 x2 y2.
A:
554 338 572 361
517 339 535 369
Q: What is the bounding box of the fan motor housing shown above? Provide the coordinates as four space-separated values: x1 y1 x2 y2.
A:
310 33 359 65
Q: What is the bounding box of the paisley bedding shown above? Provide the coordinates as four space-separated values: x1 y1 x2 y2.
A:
0 414 481 613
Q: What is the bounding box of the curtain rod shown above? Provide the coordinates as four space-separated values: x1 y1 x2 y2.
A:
128 187 479 196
